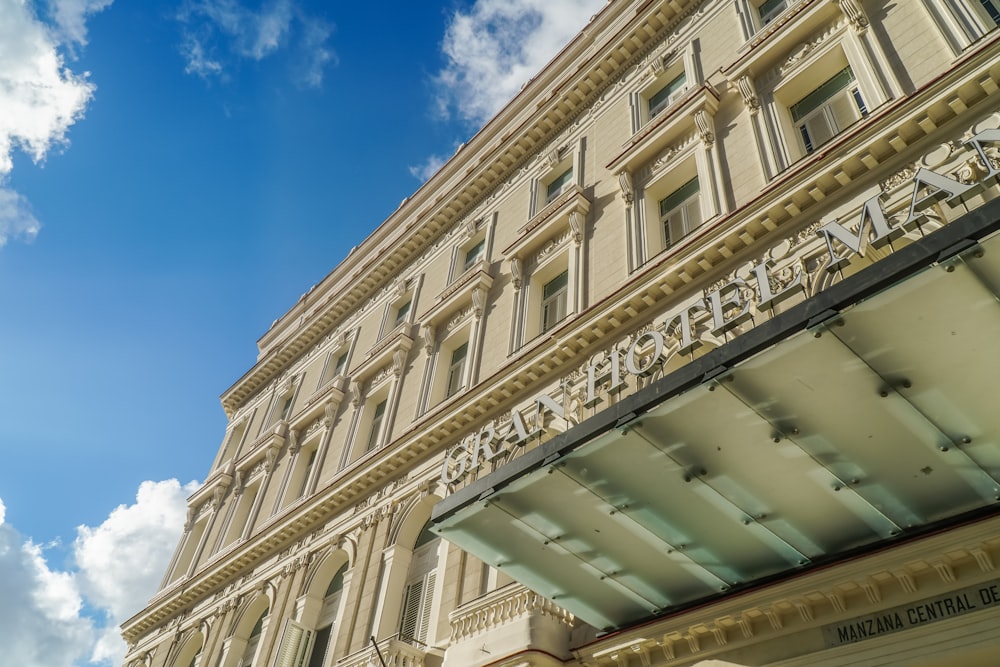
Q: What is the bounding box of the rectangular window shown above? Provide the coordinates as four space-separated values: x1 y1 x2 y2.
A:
297 449 316 499
659 177 702 249
541 271 569 333
365 400 387 452
981 0 1000 24
462 239 485 272
758 0 788 25
545 168 574 205
791 67 868 153
446 343 468 398
648 72 687 119
393 301 411 328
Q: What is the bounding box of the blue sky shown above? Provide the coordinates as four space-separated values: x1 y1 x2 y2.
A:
0 0 605 664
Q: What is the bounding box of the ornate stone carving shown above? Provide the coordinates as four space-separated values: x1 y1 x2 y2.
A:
737 75 759 112
568 210 584 245
694 109 715 146
510 257 523 290
618 170 634 206
835 0 869 31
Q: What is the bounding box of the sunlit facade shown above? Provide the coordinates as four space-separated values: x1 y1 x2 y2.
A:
122 2 1000 666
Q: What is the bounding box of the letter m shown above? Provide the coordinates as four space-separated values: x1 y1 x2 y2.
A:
818 194 900 272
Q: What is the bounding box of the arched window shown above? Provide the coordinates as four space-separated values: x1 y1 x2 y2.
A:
399 524 441 645
239 611 266 667
304 564 347 667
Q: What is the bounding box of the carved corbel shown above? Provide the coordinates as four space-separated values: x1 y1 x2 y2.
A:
568 210 584 246
349 380 362 407
736 75 760 113
462 216 478 240
510 257 523 290
694 109 715 146
392 349 406 377
472 287 487 319
618 170 634 206
835 0 868 31
545 148 561 168
391 276 406 301
322 400 337 428
423 324 436 356
212 485 227 511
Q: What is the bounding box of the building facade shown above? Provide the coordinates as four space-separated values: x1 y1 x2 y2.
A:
121 2 1000 666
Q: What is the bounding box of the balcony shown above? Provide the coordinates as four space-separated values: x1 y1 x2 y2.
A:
336 634 430 667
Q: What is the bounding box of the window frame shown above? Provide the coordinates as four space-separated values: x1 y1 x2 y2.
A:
790 66 868 154
540 270 570 334
658 177 703 250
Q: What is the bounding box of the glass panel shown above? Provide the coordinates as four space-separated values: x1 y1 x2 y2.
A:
394 301 411 327
365 400 387 452
648 72 687 118
542 270 569 332
790 67 856 121
447 343 468 397
463 239 485 271
658 177 700 248
545 168 574 204
758 0 788 25
982 0 1000 24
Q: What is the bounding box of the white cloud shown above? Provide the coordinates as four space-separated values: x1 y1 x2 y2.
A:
75 479 200 666
178 0 335 86
0 0 95 174
50 0 114 47
0 506 93 667
409 153 448 182
0 186 42 247
0 481 197 667
0 0 101 249
434 0 607 125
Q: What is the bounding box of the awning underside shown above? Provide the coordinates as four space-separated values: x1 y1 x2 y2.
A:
433 231 1000 631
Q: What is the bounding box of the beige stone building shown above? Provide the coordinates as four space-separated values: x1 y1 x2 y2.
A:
121 1 1000 666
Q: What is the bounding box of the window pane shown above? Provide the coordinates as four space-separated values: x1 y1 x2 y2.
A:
790 67 856 121
447 343 468 397
545 168 574 203
982 0 1000 24
394 301 411 327
758 0 787 24
648 72 687 118
365 400 387 452
463 239 485 271
541 270 569 332
659 178 701 249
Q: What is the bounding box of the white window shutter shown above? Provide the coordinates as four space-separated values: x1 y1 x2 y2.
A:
274 620 312 667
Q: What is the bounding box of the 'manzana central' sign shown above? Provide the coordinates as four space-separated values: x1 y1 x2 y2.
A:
440 128 1000 485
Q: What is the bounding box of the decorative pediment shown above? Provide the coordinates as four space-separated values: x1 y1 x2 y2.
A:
503 184 592 261
351 326 414 385
420 262 494 330
606 82 721 175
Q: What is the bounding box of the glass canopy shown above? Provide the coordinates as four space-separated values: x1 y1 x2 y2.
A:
433 210 1000 631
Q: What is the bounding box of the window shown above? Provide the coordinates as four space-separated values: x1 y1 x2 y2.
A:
648 72 687 119
399 526 440 645
297 449 316 499
758 0 788 25
305 566 346 667
320 351 348 387
240 612 266 667
791 67 868 153
393 301 411 328
545 168 574 205
462 239 485 272
364 400 387 452
980 0 1000 24
659 177 703 249
541 271 569 333
445 343 468 398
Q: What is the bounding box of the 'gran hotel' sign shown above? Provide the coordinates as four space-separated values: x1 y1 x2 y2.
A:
440 127 1000 485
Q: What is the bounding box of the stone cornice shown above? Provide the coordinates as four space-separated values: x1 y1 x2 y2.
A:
219 0 703 417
